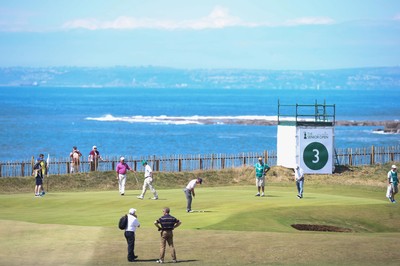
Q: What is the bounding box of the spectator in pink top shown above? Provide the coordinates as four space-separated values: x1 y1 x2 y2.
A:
116 157 135 195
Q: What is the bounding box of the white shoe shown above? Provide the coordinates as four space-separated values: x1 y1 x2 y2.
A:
137 196 143 199
255 193 260 196
261 193 265 197
151 197 158 200
156 259 163 263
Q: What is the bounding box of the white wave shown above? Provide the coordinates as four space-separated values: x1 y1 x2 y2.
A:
85 114 278 125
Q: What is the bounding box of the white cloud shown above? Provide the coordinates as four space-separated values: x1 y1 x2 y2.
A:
285 17 335 26
394 14 400 21
62 6 334 31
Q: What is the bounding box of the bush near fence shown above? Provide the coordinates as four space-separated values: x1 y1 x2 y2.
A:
0 145 399 178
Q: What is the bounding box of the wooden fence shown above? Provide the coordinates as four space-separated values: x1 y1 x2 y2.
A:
0 145 399 178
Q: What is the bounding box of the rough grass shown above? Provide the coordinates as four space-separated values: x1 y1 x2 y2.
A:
0 162 399 265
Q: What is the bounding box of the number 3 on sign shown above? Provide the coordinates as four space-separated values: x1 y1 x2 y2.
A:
312 149 319 163
303 142 328 170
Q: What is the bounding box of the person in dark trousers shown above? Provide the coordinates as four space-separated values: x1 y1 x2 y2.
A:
125 208 140 262
154 207 181 264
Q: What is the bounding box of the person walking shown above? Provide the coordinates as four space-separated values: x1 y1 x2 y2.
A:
254 157 270 197
137 160 158 200
69 146 82 173
124 208 140 262
386 165 398 203
154 207 181 264
183 177 202 212
116 157 135 196
294 164 305 199
89 145 102 171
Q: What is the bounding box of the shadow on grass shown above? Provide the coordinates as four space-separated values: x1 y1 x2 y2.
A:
136 259 198 263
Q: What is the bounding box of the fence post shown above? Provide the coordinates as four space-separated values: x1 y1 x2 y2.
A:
0 163 2 177
178 158 182 172
21 163 25 177
349 148 353 166
370 145 375 165
67 162 70 174
221 155 225 169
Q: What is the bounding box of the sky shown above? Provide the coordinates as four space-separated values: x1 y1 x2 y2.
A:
0 0 399 70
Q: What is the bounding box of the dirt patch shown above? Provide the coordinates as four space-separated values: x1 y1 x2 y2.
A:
291 224 352 232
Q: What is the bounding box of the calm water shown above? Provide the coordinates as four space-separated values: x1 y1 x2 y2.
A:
0 87 399 162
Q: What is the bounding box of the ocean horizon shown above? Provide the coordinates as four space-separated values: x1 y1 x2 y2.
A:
1 87 399 162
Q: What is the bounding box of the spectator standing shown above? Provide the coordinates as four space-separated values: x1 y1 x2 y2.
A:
116 157 135 196
124 208 140 262
89 145 102 171
69 146 82 173
294 164 305 199
183 177 202 212
254 157 270 197
38 154 47 196
386 165 398 203
33 158 43 197
137 160 158 200
154 207 181 264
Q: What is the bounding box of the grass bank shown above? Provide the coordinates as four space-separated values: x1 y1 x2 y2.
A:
0 163 393 194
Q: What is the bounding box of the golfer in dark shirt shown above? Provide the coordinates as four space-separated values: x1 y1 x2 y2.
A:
154 207 181 263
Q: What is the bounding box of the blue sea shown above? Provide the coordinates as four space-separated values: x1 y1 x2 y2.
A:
0 87 399 162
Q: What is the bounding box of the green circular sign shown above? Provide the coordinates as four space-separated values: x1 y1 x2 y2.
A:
303 142 329 170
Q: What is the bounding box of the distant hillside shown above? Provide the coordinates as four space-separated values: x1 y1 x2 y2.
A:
0 66 399 89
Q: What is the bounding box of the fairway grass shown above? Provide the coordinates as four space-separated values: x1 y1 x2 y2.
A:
1 185 399 265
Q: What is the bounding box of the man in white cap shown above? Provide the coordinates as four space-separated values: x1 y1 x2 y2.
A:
386 165 398 203
125 208 140 262
254 157 270 197
137 160 158 200
294 164 305 199
89 145 102 171
116 157 135 196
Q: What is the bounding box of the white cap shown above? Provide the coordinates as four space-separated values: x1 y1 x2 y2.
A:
129 208 136 215
92 145 97 149
120 157 125 161
392 165 397 169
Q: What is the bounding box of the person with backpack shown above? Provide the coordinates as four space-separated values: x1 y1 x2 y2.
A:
123 208 140 262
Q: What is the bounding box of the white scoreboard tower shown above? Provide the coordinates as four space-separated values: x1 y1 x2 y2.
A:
277 101 335 174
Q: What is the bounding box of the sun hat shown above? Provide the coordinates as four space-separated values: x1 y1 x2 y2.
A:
392 165 397 169
92 145 97 149
129 208 136 215
258 157 262 161
120 157 125 161
141 160 147 165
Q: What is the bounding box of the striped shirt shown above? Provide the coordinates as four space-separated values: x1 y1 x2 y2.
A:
156 214 180 230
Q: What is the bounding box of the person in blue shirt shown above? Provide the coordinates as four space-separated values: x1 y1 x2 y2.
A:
254 157 270 197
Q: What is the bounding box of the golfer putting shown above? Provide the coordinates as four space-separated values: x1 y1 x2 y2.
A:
183 177 202 213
